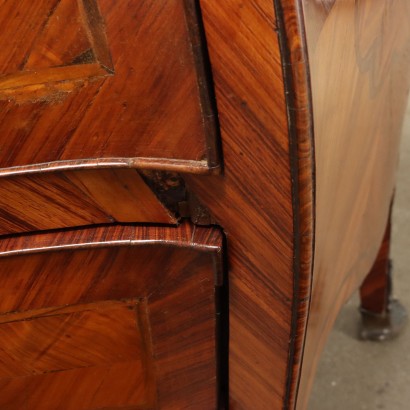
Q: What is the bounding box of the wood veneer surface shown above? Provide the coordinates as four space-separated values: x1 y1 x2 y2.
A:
189 1 410 408
0 0 311 408
0 1 407 408
187 0 315 408
297 1 410 408
0 223 223 409
0 300 155 410
0 169 177 235
0 0 218 173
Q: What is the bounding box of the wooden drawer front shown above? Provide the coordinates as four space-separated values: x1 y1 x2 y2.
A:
0 169 179 235
0 0 217 172
0 224 223 409
0 300 155 410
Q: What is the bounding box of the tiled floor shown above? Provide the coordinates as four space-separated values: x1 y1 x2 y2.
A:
308 103 410 410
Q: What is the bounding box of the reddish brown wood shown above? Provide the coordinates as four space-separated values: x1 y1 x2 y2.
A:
0 1 408 409
186 1 315 408
0 222 223 409
0 0 219 174
187 0 409 408
360 219 392 314
0 169 177 235
24 0 107 70
0 300 156 410
275 1 315 407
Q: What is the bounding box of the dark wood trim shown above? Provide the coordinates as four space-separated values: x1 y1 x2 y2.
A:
185 0 313 407
360 216 392 315
183 0 222 171
273 0 316 408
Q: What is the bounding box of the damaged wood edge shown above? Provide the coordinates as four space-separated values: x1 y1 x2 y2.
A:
139 170 216 225
273 0 316 409
138 170 187 218
0 64 111 93
0 159 217 226
186 191 216 225
0 65 111 104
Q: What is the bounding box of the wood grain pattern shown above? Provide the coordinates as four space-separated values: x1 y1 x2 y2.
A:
25 0 102 70
274 1 315 407
187 1 314 408
297 1 410 408
189 0 409 408
0 168 176 235
0 0 219 174
0 0 112 103
0 221 223 258
0 301 144 377
0 1 407 408
0 222 223 409
0 300 155 409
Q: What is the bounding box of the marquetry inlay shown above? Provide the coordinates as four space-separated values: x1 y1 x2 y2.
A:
0 0 113 101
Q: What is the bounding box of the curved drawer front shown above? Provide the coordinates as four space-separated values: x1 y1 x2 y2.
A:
0 0 218 172
0 169 180 235
0 223 223 409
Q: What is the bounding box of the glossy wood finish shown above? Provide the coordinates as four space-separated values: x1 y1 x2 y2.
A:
186 1 315 408
274 1 315 406
0 222 223 409
297 1 410 407
186 0 410 408
0 1 408 408
0 300 156 410
0 0 219 174
0 169 177 235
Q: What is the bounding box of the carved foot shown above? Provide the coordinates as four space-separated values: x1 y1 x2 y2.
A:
359 299 407 341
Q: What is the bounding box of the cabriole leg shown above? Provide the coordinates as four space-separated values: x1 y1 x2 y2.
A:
359 217 407 341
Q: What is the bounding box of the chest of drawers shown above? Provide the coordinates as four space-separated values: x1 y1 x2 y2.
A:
0 1 409 408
